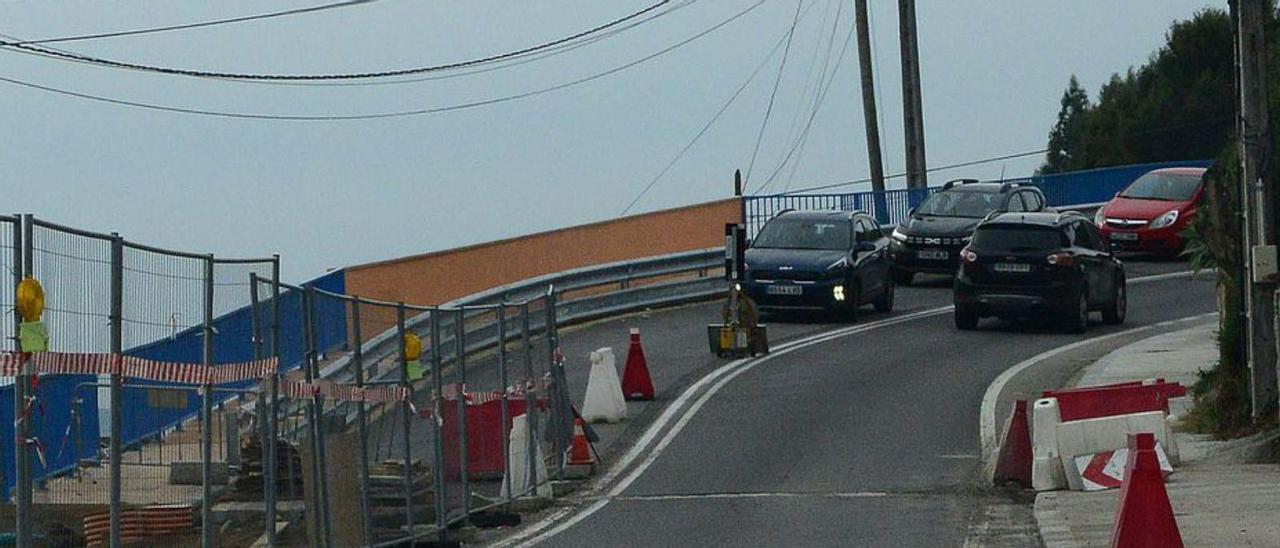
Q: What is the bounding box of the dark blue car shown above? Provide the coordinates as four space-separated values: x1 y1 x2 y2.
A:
742 210 894 319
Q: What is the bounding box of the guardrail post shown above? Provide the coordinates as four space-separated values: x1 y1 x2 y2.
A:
109 234 123 548
429 309 449 542
202 254 215 548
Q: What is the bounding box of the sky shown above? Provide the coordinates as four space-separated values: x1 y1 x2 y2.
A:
0 0 1223 282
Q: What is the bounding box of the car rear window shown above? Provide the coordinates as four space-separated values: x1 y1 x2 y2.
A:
970 225 1065 253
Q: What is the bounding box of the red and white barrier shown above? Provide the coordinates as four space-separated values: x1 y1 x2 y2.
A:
1074 444 1173 491
0 351 276 384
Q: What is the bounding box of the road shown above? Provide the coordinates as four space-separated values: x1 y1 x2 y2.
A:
515 258 1215 547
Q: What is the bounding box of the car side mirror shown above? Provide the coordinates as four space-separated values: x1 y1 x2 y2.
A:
857 241 876 253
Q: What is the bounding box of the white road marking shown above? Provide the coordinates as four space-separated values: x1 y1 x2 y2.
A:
503 268 1202 547
615 491 893 502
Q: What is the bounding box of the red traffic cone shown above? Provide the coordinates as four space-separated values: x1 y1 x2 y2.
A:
621 328 655 401
569 417 595 466
1110 432 1183 548
993 400 1033 488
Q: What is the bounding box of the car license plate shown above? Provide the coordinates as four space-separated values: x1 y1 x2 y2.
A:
766 285 802 296
917 249 949 260
1111 232 1138 241
993 263 1032 273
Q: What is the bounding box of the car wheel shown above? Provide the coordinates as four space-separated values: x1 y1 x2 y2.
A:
954 305 979 330
892 268 914 286
874 279 895 313
1065 287 1089 334
1103 278 1126 325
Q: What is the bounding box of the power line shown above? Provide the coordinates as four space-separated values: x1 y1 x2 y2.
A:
1 1 378 45
620 1 817 216
744 0 804 186
777 148 1050 195
0 1 674 81
767 13 854 192
0 0 768 121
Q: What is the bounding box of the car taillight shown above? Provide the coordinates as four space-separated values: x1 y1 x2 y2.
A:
961 248 978 263
1046 252 1074 267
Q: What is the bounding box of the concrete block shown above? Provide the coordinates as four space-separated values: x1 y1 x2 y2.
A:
1055 410 1178 491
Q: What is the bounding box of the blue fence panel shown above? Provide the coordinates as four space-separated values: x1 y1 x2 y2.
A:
115 268 348 451
1 374 101 502
744 160 1212 236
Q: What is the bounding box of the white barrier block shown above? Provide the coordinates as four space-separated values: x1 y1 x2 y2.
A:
502 413 552 498
1055 410 1178 491
1031 397 1067 491
582 347 627 423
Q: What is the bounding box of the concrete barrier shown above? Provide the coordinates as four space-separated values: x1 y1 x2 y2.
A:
1055 410 1178 491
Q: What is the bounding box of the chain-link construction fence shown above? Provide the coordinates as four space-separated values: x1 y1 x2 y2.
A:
243 278 575 547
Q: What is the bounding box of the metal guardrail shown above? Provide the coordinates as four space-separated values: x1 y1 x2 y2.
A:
315 248 725 404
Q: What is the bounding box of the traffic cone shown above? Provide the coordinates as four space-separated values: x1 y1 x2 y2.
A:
569 417 595 466
993 400 1032 488
1109 432 1183 548
621 328 655 401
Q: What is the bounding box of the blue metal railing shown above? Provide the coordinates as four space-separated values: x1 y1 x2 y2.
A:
743 160 1213 236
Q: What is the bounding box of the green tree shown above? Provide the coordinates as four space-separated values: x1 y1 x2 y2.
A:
1042 76 1091 174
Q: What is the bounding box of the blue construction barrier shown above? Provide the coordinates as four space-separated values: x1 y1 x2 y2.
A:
0 269 348 502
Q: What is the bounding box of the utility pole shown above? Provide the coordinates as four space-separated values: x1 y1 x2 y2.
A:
854 0 888 222
1237 0 1278 418
897 0 927 189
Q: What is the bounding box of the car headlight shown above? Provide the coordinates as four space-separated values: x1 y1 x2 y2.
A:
891 227 908 242
1148 209 1179 229
826 257 849 271
1094 208 1106 227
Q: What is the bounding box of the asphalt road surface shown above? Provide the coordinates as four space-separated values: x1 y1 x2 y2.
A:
522 258 1214 547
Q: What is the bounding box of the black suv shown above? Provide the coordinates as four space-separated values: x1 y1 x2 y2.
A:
890 180 1050 284
953 211 1126 333
742 210 893 319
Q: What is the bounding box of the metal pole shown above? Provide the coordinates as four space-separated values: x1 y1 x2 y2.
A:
353 299 373 545
455 307 471 519
108 234 123 548
249 272 276 546
521 303 538 494
429 310 449 542
299 289 325 548
269 259 286 537
498 305 513 503
201 255 215 548
395 304 414 535
303 287 334 548
546 289 567 480
14 215 31 548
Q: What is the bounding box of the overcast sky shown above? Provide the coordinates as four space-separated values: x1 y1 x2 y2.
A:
1 0 1221 281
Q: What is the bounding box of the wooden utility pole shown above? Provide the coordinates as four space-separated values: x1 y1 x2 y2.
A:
855 0 885 196
897 0 927 189
1237 0 1278 418
855 0 890 222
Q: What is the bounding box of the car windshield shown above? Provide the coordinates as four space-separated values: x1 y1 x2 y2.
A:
970 225 1065 253
915 190 1002 218
753 219 851 250
1119 172 1202 201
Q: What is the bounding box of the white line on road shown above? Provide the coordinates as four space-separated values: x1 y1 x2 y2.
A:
614 491 893 502
502 268 1201 547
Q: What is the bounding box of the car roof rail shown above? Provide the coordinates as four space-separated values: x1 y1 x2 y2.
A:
943 178 979 190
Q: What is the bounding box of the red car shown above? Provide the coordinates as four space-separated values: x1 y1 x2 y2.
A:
1095 167 1206 255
